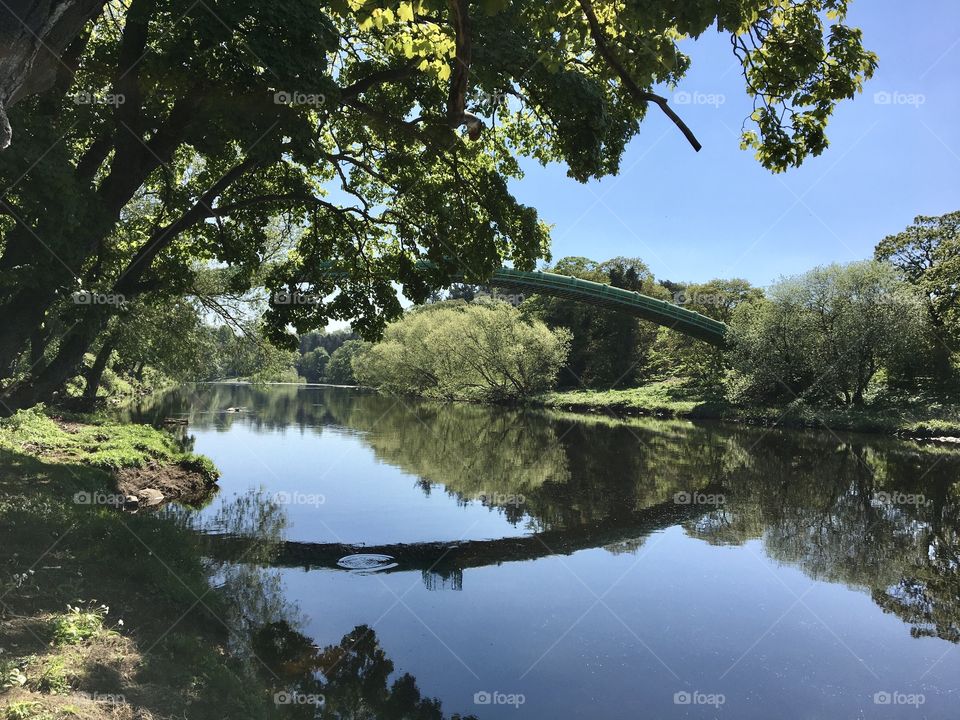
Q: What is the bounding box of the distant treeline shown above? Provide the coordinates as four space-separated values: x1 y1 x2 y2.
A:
348 210 959 407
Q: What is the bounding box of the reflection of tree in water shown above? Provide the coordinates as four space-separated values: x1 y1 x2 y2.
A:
123 383 345 433
333 397 960 643
330 395 571 526
330 392 747 531
148 385 960 644
190 488 300 662
685 430 960 643
252 621 478 720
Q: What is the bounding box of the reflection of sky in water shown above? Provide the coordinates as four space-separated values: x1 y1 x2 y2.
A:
284 531 960 720
192 422 536 545
136 385 960 719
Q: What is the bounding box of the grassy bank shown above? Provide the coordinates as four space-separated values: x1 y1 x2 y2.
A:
0 408 274 720
539 380 960 438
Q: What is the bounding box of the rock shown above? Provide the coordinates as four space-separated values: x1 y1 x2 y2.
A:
138 488 165 507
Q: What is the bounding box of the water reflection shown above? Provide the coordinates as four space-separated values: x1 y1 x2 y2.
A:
130 385 960 717
252 622 478 720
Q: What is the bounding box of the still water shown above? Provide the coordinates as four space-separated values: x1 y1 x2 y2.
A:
130 384 960 719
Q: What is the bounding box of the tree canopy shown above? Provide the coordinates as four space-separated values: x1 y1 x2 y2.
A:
728 260 925 404
0 0 876 412
875 211 960 338
354 300 570 400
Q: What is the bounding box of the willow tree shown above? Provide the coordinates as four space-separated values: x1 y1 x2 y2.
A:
0 0 877 411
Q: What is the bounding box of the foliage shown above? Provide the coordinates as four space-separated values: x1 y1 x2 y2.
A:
296 347 330 384
298 328 357 356
201 324 299 383
0 0 876 411
354 300 570 400
50 605 109 646
875 210 960 380
3 703 44 720
327 340 369 385
875 210 960 333
109 297 219 382
524 256 667 388
648 278 764 388
728 261 926 404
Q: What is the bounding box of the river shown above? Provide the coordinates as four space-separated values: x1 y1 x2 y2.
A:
127 383 960 719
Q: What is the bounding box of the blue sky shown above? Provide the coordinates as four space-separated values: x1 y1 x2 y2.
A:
511 0 960 289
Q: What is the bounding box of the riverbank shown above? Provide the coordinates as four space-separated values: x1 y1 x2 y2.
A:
0 407 274 719
538 380 960 440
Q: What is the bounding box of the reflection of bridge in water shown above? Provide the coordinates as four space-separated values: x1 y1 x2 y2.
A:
201 482 725 588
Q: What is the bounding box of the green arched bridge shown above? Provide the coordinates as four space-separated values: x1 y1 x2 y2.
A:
480 268 726 345
318 263 727 344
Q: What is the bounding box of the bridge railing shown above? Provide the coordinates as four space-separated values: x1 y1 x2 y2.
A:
311 261 727 344
486 268 727 344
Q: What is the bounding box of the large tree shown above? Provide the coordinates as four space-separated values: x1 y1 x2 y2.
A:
728 260 925 404
0 0 107 148
0 0 877 412
875 210 960 340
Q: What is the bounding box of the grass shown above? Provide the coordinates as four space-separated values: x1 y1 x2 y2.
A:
0 407 275 720
541 378 710 415
0 405 216 478
49 607 108 647
539 379 960 437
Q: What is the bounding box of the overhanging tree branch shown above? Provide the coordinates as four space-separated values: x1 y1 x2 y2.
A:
446 0 482 140
576 0 701 152
338 60 419 104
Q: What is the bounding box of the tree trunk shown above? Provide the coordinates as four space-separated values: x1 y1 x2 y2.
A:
79 330 116 409
1 309 105 413
0 0 106 148
0 285 57 375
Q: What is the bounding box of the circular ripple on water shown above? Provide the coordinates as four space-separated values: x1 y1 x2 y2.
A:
336 553 398 572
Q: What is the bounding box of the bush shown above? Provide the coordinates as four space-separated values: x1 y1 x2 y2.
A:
327 340 368 385
354 300 570 401
728 260 926 404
